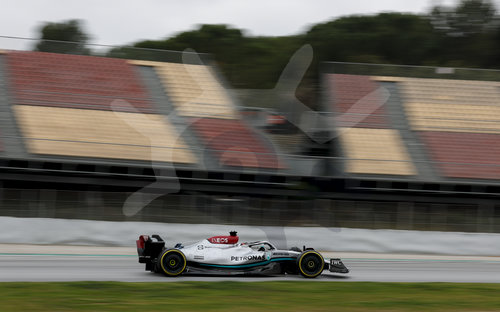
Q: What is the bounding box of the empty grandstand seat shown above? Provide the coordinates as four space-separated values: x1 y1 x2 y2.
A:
7 51 154 113
327 73 415 176
338 127 416 176
420 131 500 179
129 60 237 119
405 103 500 133
14 105 196 164
326 74 389 128
190 118 284 169
400 77 500 133
399 77 500 180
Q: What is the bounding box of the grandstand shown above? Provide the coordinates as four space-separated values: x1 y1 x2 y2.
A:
13 105 195 163
398 77 500 180
189 117 283 169
129 60 238 119
325 73 417 177
8 51 155 113
0 50 294 172
0 49 500 233
0 49 329 182
5 51 195 165
324 69 500 184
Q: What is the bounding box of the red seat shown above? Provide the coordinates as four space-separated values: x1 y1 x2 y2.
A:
420 131 500 179
326 74 389 129
6 51 155 114
191 118 284 169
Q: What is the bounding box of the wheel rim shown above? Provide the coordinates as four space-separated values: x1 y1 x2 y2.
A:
165 254 182 271
160 250 186 276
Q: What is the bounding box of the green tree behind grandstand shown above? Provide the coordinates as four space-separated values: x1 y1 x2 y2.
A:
35 19 90 55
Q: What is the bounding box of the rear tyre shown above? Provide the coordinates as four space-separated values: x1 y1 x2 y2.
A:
297 250 324 278
158 249 186 277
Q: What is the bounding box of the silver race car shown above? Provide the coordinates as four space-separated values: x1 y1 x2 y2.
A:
136 231 349 278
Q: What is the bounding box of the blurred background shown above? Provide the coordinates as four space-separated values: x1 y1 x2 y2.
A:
1 0 500 236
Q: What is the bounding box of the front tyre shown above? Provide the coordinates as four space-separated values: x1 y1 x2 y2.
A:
297 250 324 278
158 249 186 277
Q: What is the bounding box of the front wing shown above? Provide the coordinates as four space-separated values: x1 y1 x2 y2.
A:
327 258 349 273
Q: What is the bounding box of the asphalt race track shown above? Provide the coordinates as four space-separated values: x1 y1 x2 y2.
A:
1 253 500 283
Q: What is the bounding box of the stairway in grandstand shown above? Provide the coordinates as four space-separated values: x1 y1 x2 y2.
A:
131 63 212 169
0 51 28 159
375 77 438 181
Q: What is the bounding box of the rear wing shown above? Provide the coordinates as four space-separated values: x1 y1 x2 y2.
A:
137 234 165 268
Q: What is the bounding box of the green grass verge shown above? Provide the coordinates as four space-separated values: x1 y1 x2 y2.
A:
1 282 500 311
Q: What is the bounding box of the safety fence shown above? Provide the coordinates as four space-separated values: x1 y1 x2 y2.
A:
0 187 498 233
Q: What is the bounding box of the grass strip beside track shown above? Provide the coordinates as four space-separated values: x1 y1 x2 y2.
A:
1 282 500 311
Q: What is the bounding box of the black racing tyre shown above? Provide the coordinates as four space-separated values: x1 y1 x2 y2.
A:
158 249 186 277
297 250 324 278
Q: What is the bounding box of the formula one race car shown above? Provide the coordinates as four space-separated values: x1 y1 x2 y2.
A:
136 231 349 278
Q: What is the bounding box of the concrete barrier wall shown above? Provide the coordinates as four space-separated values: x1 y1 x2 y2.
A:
1 216 500 256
